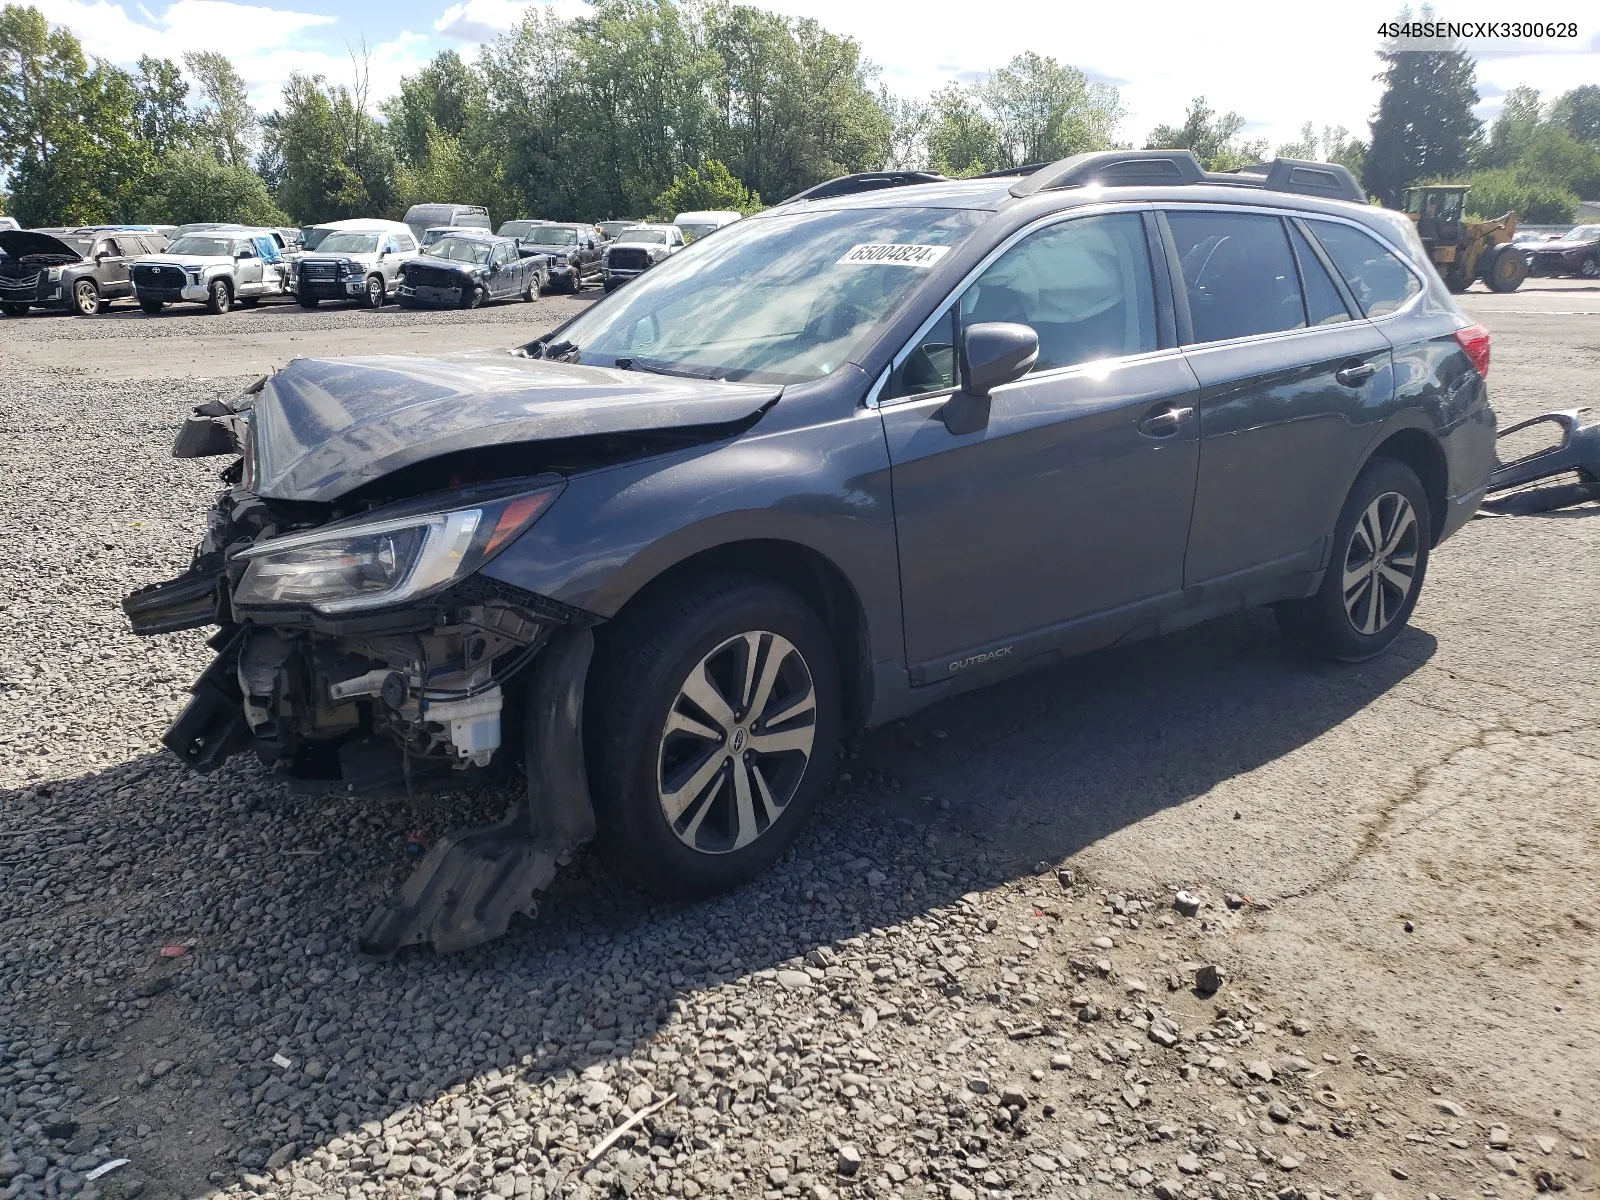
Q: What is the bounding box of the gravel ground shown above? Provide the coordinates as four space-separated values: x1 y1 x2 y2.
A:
0 297 1594 1200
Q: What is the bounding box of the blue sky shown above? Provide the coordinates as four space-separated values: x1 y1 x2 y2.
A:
33 0 1600 152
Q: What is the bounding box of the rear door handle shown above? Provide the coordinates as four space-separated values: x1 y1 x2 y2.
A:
1137 403 1194 437
1335 361 1377 388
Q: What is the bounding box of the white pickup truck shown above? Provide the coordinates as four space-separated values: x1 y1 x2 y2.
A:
130 229 289 315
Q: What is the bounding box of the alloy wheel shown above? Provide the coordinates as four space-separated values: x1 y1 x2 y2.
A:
367 277 383 307
1582 256 1599 279
1341 491 1419 636
74 281 98 315
656 631 817 855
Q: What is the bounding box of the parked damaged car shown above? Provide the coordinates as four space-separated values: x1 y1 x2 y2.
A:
601 223 685 291
125 150 1497 956
394 232 548 308
1526 224 1600 278
1 228 168 316
516 223 601 292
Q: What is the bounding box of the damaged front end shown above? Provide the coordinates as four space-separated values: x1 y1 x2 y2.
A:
124 387 601 957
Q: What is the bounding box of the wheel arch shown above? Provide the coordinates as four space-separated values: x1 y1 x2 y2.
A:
597 538 874 732
1363 426 1449 545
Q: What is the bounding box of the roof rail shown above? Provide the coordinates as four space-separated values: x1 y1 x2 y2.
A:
967 162 1048 179
1008 149 1367 204
780 171 949 205
1010 150 1206 196
1220 158 1366 204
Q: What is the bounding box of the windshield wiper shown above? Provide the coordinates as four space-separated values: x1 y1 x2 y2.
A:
530 338 577 361
616 356 727 381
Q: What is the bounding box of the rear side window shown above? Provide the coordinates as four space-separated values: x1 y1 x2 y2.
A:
1287 223 1352 326
1167 212 1304 344
1306 220 1421 317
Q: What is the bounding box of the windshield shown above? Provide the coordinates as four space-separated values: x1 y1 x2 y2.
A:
1560 225 1600 242
677 223 718 241
548 206 986 385
425 237 492 265
167 235 235 257
618 230 668 245
317 233 379 255
498 221 536 239
525 226 578 247
599 221 634 237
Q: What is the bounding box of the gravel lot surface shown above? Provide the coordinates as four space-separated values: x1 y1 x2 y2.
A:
0 283 1595 1200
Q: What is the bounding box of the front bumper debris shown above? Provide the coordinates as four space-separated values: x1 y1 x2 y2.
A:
358 628 597 958
1481 408 1600 515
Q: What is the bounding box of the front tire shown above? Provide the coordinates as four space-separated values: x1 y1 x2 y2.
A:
363 275 385 308
73 279 105 316
1484 244 1526 292
1580 255 1599 279
3 302 30 317
206 278 232 314
297 295 320 309
1275 457 1431 662
138 298 162 314
585 573 841 898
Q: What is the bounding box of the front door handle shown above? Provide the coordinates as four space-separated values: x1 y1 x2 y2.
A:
1137 403 1194 437
1335 361 1377 388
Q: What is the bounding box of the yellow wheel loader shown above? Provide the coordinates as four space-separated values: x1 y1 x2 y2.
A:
1401 184 1527 293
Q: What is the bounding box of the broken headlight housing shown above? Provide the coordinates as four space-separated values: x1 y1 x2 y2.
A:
233 484 558 615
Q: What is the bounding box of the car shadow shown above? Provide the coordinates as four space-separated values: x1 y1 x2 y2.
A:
1 607 1434 1194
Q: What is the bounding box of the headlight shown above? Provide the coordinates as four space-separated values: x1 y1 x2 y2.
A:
46 266 63 280
232 486 559 614
186 267 202 283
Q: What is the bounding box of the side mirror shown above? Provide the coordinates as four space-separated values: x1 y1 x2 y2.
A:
940 322 1038 435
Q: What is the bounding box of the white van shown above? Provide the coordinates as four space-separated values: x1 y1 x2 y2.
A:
672 210 743 242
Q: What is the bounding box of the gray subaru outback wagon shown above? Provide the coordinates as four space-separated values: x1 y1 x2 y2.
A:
127 150 1496 954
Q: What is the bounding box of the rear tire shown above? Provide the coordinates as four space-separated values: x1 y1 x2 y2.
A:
585 573 841 899
138 299 162 314
206 278 232 314
73 279 105 316
1275 457 1431 662
1442 263 1471 293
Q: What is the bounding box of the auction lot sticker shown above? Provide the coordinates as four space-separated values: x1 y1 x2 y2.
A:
838 243 952 267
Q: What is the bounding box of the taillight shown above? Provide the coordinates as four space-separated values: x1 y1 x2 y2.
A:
1454 323 1491 379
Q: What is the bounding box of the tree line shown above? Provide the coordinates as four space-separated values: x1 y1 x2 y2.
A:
2 0 1596 231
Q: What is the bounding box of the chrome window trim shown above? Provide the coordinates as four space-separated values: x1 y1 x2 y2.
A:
866 201 1156 409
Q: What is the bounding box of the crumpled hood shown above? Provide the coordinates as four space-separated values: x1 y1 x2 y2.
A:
0 230 87 261
251 349 780 502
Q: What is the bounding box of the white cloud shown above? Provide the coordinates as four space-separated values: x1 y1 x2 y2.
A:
433 0 586 42
33 0 436 111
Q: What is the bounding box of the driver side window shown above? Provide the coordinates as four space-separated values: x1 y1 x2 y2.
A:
882 211 1157 401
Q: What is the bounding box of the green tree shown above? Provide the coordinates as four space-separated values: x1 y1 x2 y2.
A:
1463 168 1577 223
1276 121 1319 160
1145 96 1268 171
144 146 287 224
0 6 152 225
262 71 398 222
1322 125 1367 178
1483 85 1542 169
925 83 999 176
978 52 1122 168
184 49 255 168
1363 17 1482 205
1549 85 1600 146
653 158 759 217
134 55 189 154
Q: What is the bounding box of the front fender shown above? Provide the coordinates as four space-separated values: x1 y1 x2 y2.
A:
479 367 904 675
